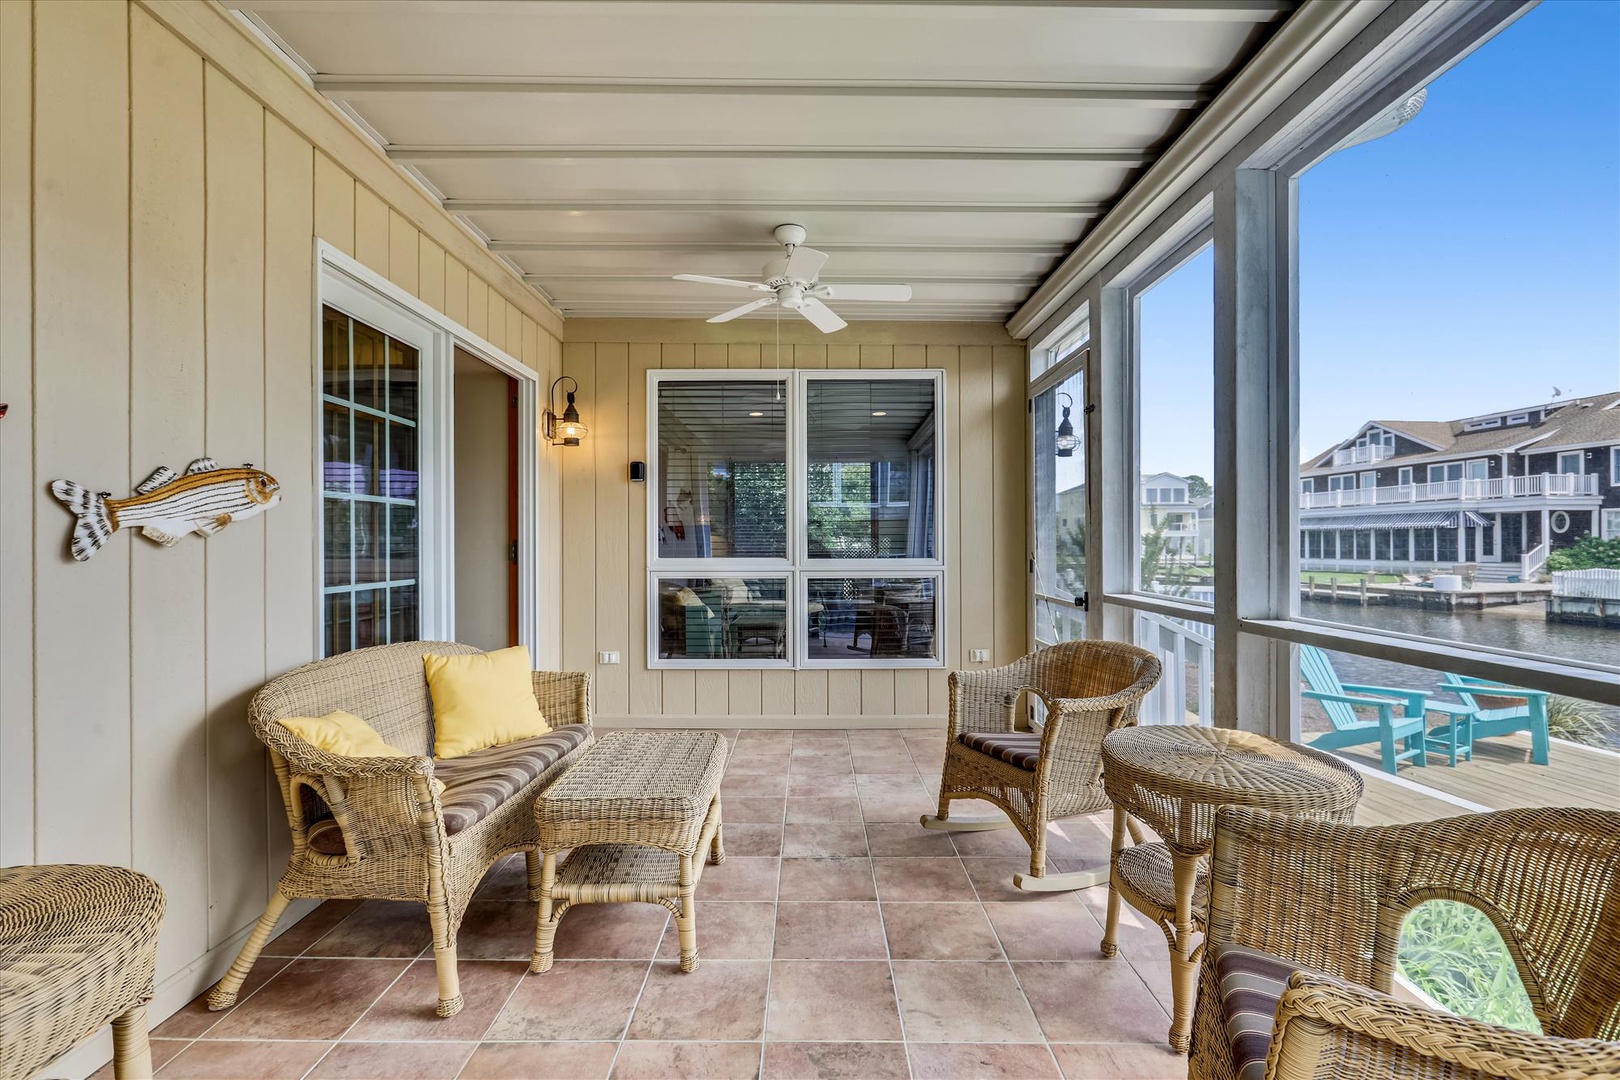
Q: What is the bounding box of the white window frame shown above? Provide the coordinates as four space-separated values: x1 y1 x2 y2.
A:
315 242 542 659
1611 446 1619 485
1603 507 1620 540
1465 458 1489 481
1558 450 1584 475
1397 466 1413 487
645 368 945 669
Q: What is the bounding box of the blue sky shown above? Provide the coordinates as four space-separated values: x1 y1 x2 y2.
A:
1137 0 1620 481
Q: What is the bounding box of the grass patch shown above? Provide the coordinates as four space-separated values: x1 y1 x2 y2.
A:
1300 572 1402 585
1398 900 1540 1032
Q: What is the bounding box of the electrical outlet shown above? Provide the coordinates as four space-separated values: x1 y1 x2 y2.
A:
969 649 990 663
598 651 621 665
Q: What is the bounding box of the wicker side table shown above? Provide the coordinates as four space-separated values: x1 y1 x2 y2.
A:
1099 726 1362 1054
531 730 728 974
0 864 166 1079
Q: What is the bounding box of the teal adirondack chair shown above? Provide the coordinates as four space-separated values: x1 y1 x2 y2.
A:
1299 646 1462 773
1440 675 1551 765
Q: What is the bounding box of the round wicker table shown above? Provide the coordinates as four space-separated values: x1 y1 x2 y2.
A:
1099 725 1363 1054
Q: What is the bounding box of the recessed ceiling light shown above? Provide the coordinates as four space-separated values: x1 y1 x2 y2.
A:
748 411 765 417
871 411 888 416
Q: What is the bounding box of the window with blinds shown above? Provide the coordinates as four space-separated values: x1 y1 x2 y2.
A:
649 371 943 669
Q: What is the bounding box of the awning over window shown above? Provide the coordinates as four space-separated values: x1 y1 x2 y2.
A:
1301 510 1490 530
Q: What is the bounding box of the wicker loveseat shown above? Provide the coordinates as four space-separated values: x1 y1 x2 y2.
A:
206 641 592 1018
1189 805 1620 1080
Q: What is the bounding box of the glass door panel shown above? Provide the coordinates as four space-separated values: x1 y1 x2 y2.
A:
1032 364 1087 646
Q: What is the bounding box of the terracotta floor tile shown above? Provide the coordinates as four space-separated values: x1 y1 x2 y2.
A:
725 823 787 857
852 755 919 776
153 956 293 1038
1076 889 1171 963
346 958 525 1041
626 959 770 1041
890 961 1043 1043
306 1040 477 1079
1048 1042 1186 1079
789 752 855 776
205 958 409 1041
265 900 363 957
728 756 796 775
882 902 1004 961
702 856 782 901
459 1041 618 1080
552 902 670 960
725 796 788 822
766 961 903 1042
787 773 857 798
457 901 541 961
857 792 939 823
960 859 1079 905
1013 961 1169 1043
760 1041 910 1080
157 1039 332 1078
304 900 432 958
657 900 776 961
610 1040 763 1079
948 826 1037 858
1133 958 1177 1017
473 856 536 902
908 1042 1063 1080
872 857 977 902
776 857 876 901
983 903 1107 961
781 823 869 858
723 773 792 797
864 822 957 858
484 961 648 1041
773 901 887 959
91 1039 188 1078
784 796 862 822
854 774 929 798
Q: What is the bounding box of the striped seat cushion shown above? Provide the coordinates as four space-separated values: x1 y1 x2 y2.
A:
306 726 591 855
1213 942 1306 1080
958 731 1042 770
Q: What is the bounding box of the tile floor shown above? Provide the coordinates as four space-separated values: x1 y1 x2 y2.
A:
108 729 1187 1080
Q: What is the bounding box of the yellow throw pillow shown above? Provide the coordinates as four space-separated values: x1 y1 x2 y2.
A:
424 646 550 759
277 711 445 796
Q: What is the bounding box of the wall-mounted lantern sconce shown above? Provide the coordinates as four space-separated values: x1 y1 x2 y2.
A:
1054 392 1080 458
545 376 587 446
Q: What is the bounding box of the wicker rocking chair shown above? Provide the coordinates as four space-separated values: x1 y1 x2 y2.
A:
920 640 1161 892
1189 805 1620 1080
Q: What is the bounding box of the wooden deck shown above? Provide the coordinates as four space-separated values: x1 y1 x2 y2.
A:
1340 733 1620 826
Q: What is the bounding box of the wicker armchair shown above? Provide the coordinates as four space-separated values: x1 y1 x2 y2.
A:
0 864 166 1079
206 641 592 1019
921 640 1161 891
1189 806 1620 1080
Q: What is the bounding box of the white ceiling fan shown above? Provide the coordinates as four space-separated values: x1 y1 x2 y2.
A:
672 224 912 333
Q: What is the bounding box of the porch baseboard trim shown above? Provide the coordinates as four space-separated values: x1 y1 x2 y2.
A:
594 714 945 730
52 898 321 1080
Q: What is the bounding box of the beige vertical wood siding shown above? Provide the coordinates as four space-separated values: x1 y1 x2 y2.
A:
0 0 564 1037
560 320 1028 726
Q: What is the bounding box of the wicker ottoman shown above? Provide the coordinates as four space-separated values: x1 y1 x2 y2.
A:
531 730 728 974
0 864 166 1079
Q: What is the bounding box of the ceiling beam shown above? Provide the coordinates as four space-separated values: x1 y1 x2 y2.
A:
316 75 1211 107
492 240 1070 255
447 198 1106 216
392 145 1154 164
266 0 1292 16
527 274 1044 286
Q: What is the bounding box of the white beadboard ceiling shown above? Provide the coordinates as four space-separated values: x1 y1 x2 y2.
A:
231 0 1296 323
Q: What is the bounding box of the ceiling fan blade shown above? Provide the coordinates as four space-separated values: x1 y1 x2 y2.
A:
782 245 829 283
674 273 771 291
797 297 847 334
707 297 777 324
815 283 912 302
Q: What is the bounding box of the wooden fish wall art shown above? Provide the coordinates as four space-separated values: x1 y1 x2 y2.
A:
52 458 282 561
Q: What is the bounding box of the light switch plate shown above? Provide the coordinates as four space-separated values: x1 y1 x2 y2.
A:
969 649 989 662
598 651 621 664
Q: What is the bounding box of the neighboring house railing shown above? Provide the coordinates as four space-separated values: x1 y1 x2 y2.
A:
1520 540 1549 580
1300 472 1599 509
1551 568 1620 600
1331 444 1393 466
1134 610 1213 728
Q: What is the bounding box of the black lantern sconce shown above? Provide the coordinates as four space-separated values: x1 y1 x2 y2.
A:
1054 392 1080 458
545 376 588 447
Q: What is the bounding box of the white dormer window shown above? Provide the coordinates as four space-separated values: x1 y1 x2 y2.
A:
1506 413 1529 425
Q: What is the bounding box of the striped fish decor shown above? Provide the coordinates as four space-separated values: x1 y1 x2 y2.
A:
51 458 281 561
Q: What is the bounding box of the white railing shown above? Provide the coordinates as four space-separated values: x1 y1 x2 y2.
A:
1520 540 1549 580
1331 444 1393 466
1300 472 1599 510
1551 569 1620 600
1135 610 1214 728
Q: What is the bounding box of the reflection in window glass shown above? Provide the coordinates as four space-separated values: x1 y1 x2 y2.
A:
1033 365 1086 645
806 380 937 559
1136 246 1214 601
657 381 786 559
656 577 789 662
806 577 938 661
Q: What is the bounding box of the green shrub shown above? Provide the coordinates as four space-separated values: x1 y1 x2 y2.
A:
1545 535 1620 571
1545 695 1612 747
1397 900 1540 1032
